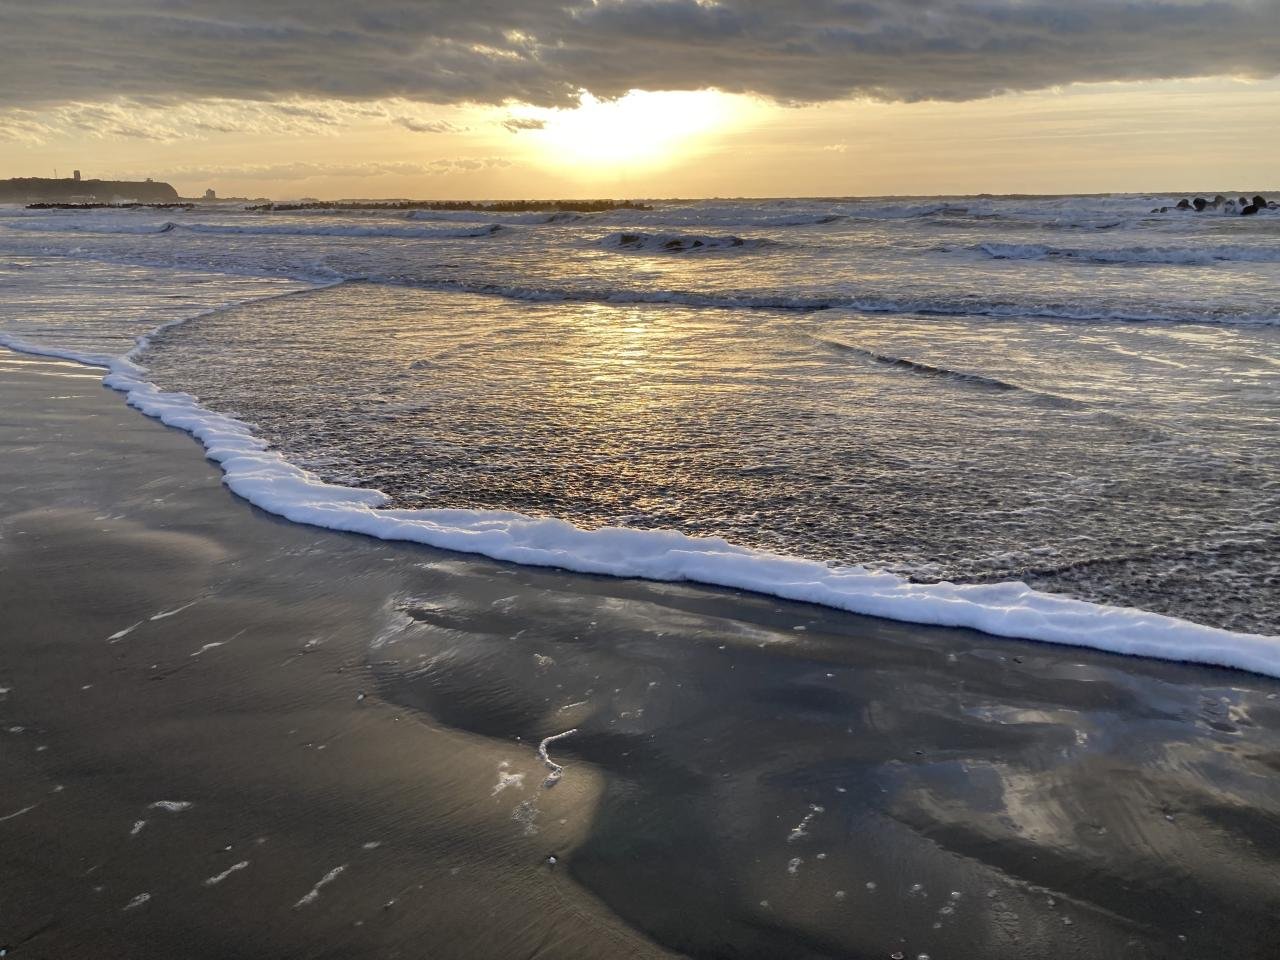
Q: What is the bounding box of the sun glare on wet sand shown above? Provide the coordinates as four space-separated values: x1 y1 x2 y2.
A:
513 90 745 173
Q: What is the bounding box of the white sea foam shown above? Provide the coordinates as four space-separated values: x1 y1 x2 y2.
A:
3 287 1279 678
538 729 578 787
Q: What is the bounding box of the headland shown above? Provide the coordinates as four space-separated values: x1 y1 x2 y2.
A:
0 175 179 205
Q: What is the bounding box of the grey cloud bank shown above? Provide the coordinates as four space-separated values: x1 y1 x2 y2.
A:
2 1 1278 110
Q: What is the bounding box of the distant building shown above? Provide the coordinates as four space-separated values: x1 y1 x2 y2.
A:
204 188 216 201
73 169 81 181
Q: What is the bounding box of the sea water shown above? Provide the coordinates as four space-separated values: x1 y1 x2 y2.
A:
1 195 1277 667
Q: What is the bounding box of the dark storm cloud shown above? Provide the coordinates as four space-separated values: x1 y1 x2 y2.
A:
1 1 1278 109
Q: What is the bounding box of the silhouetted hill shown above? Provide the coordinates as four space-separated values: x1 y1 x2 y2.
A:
0 177 179 204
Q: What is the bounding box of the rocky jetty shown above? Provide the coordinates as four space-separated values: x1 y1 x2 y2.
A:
246 199 652 213
1155 193 1275 216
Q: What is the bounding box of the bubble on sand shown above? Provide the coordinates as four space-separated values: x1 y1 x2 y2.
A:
513 799 540 835
189 641 225 657
787 804 825 842
107 622 142 643
492 761 526 796
151 600 199 621
295 865 346 907
0 805 37 823
203 860 249 886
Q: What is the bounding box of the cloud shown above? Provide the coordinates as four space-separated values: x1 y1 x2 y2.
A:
395 116 464 133
0 1 1277 112
0 96 474 144
501 117 547 133
152 159 512 181
0 97 365 143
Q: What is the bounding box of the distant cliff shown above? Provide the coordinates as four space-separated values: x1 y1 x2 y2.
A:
0 177 179 204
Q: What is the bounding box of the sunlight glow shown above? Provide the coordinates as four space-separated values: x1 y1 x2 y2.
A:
512 90 743 174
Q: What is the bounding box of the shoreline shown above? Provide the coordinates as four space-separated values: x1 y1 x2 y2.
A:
2 329 1274 680
5 351 1280 958
0 351 677 959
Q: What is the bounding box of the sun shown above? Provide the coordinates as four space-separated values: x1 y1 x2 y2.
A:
510 89 743 174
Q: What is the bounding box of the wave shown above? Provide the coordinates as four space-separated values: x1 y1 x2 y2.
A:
810 336 1110 417
3 305 1277 678
1 219 509 240
417 278 1279 326
13 243 1280 326
600 231 780 253
975 241 1280 266
181 221 507 239
405 209 588 225
590 205 852 228
812 336 1021 393
0 219 179 236
605 198 1155 230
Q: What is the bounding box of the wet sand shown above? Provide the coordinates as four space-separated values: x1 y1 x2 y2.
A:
2 349 1280 959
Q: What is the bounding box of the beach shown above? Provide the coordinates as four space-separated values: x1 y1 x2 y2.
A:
3 1 1280 955
4 350 1280 959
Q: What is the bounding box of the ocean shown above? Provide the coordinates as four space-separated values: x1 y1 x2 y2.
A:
2 194 1277 670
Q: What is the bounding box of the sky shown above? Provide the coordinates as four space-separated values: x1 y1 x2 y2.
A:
1 1 1278 199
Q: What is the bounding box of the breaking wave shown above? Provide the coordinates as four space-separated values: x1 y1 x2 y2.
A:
1 219 509 240
975 241 1280 266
